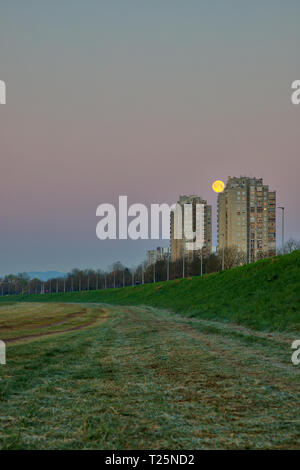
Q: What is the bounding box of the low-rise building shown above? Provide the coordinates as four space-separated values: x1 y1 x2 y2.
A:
146 247 170 266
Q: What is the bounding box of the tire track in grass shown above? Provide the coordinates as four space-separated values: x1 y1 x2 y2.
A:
4 309 110 344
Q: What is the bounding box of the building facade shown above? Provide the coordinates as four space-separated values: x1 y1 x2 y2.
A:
218 176 276 261
146 247 170 266
170 195 212 262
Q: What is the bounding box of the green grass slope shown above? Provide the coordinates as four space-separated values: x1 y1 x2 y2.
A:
2 251 300 332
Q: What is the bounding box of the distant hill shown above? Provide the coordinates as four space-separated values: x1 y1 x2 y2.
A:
27 271 67 281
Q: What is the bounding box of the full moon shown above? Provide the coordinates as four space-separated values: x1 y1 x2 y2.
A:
212 180 225 193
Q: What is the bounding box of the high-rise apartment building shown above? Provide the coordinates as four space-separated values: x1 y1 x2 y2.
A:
218 176 276 261
170 195 212 262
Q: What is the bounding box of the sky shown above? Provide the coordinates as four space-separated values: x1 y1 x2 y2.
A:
0 0 300 275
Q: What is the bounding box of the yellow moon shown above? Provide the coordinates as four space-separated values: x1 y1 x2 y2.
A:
212 180 225 193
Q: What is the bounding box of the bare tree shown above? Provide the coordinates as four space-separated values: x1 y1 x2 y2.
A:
218 246 247 270
284 238 300 254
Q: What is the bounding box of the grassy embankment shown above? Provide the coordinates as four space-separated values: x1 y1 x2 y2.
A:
3 251 300 332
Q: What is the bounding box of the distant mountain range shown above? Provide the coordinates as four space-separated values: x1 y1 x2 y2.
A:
27 271 67 281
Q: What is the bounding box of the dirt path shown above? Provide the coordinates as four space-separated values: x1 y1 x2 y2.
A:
5 310 109 344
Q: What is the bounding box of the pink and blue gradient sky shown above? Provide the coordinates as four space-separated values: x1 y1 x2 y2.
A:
1 0 300 274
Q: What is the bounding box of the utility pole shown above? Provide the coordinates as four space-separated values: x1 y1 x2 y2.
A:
220 234 225 271
182 255 185 278
278 207 285 254
153 262 156 283
200 247 203 276
167 249 170 281
248 231 251 264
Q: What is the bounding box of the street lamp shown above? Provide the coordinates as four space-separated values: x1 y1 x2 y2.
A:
166 248 170 281
278 207 285 254
220 234 225 270
248 231 251 264
200 247 203 276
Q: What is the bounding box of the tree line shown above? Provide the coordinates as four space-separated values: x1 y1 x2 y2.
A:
1 239 299 296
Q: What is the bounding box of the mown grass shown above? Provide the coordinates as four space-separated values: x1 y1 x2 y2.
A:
3 251 300 332
0 304 299 449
